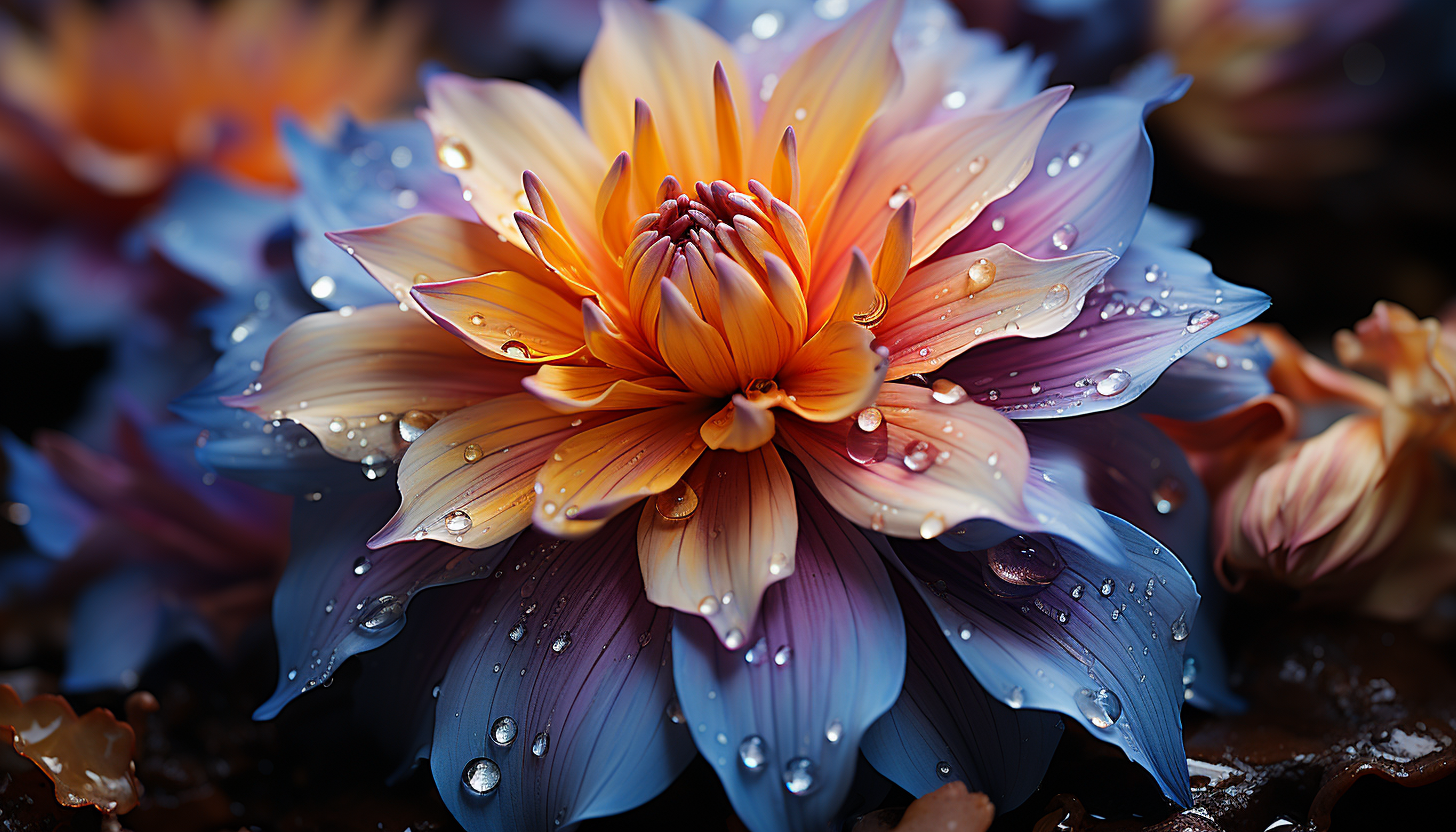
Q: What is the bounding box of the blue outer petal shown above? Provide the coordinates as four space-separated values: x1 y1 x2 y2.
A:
944 241 1271 419
947 57 1190 261
253 481 513 719
861 568 1064 809
431 517 694 831
878 513 1198 805
2 430 94 558
61 567 213 693
1021 412 1244 713
1132 335 1275 423
672 471 905 832
142 173 292 292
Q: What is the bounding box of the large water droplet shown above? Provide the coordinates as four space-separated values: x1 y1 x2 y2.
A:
1171 612 1190 642
491 716 518 746
1075 687 1122 730
445 510 473 533
359 596 403 630
1051 223 1078 251
655 480 699 520
1185 309 1220 333
398 410 437 443
501 340 532 360
461 757 500 794
353 557 372 575
783 757 818 795
1042 283 1070 310
1093 369 1131 396
439 137 472 170
931 379 968 404
532 732 550 757
985 535 1063 594
847 410 888 465
902 440 938 472
966 258 996 294
738 735 768 770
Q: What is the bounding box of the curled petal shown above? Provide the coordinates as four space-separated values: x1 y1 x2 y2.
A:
778 320 888 422
523 366 703 412
638 446 797 643
701 395 778 452
1 685 140 814
532 403 713 538
370 394 614 549
223 305 530 462
412 272 587 364
879 245 1117 378
775 383 1032 538
581 298 668 376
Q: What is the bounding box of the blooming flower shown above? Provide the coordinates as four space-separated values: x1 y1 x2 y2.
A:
223 1 1269 828
1153 303 1456 618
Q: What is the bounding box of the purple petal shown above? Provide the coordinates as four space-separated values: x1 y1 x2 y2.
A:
943 58 1190 261
878 512 1199 805
671 470 904 832
943 241 1271 418
1131 335 1274 423
429 516 695 830
253 485 513 719
1021 412 1243 713
861 568 1063 809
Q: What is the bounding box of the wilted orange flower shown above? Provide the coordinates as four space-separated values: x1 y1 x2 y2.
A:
1155 302 1456 617
0 0 421 201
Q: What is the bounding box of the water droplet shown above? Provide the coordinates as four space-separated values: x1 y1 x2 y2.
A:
445 510 473 534
773 645 792 667
531 732 550 757
783 757 818 796
936 760 953 779
1144 264 1166 283
508 621 526 643
1153 477 1185 514
491 716 518 746
655 480 699 520
287 668 298 681
328 417 346 433
353 557 372 576
462 443 483 463
768 551 791 576
439 137 472 170
1042 283 1069 310
550 631 572 653
1070 584 1085 600
919 512 946 539
698 595 720 616
1094 369 1131 396
1046 156 1064 177
825 719 843 743
724 628 745 649
985 535 1063 592
461 757 500 794
738 735 768 770
931 379 968 404
888 185 912 210
666 699 684 724
1066 142 1091 168
847 410 888 465
941 90 966 110
501 340 532 360
745 637 769 666
398 410 437 442
958 624 973 640
991 215 1006 232
1100 578 1115 596
1051 223 1078 251
902 439 938 472
359 596 403 630
1075 687 1122 730
966 258 996 294
361 453 390 480
1006 686 1025 708
469 313 485 327
1185 309 1220 333
1171 612 1190 642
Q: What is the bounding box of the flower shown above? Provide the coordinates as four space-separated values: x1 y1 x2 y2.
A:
1153 303 1456 618
223 1 1270 828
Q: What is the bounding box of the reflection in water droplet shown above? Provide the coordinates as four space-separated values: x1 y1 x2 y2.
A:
847 411 889 465
445 510 473 533
738 735 768 770
462 757 500 794
491 716 518 746
1171 612 1190 642
532 732 550 757
985 535 1063 593
655 480 700 520
1075 687 1122 729
1186 309 1220 333
550 631 572 653
902 440 938 472
783 757 818 796
361 453 390 480
462 443 483 463
1051 223 1078 251
328 417 346 433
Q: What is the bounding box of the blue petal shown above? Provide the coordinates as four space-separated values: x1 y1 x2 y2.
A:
944 241 1271 419
861 568 1064 810
2 430 94 558
142 173 292 292
62 567 211 693
1020 412 1244 713
878 512 1199 805
671 471 905 832
430 516 694 831
1132 335 1275 423
253 482 513 719
947 58 1190 260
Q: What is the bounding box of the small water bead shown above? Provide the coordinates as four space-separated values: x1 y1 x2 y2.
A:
1153 477 1185 514
1144 264 1166 283
501 340 532 359
738 735 768 770
1185 309 1220 333
930 379 969 404
745 637 769 666
958 624 973 641
493 663 502 673
783 757 818 796
724 628 745 650
439 137 472 170
491 716 518 746
462 757 500 795
1045 156 1064 177
937 761 953 779
1051 223 1078 251
287 668 298 681
1030 381 1042 395
462 443 484 463
1066 142 1091 168
698 595 720 616
445 510 473 534
1006 686 1025 708
353 557 372 576
655 480 699 520
991 215 1006 232
1042 283 1070 310
1094 369 1132 396
888 185 913 210
1070 584 1085 600
1074 687 1122 730
902 440 938 472
666 699 685 724
398 410 437 442
966 258 996 293
1171 612 1190 642
768 551 791 576
508 621 526 643
773 645 792 667
825 719 844 743
532 732 550 757
550 631 572 653
1100 578 1115 596
469 313 485 326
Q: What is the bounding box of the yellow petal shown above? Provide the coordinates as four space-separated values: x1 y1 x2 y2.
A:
637 446 796 643
532 403 713 538
778 320 888 422
523 365 704 412
224 305 530 463
411 271 586 363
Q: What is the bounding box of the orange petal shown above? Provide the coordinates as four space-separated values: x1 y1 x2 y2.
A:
637 446 797 643
778 320 888 422
581 298 668 375
748 0 905 230
580 0 748 187
411 271 586 363
775 382 1032 538
1 684 140 814
827 247 878 324
423 74 606 260
877 245 1117 377
523 365 705 412
371 393 614 548
532 402 714 538
328 213 563 307
700 394 777 451
715 253 796 386
812 87 1070 319
223 305 529 462
658 278 740 396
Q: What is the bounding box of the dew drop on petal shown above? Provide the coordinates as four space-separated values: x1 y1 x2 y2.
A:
1006 686 1025 708
469 313 485 326
937 761 953 779
353 557 371 576
1186 309 1220 333
1051 223 1078 251
738 735 768 770
1075 687 1122 730
856 407 883 431
783 757 818 796
825 719 843 743
655 480 699 520
1094 369 1131 396
491 716 518 746
462 443 483 463
1066 142 1091 168
1046 156 1064 177
966 258 996 294
847 411 889 465
1171 611 1190 642
768 551 791 576
723 628 745 650
931 379 968 404
986 535 1063 589
773 645 792 667
439 137 472 170
461 758 500 794
698 595 720 616
1042 283 1069 310
501 340 532 359
550 631 572 653
508 621 526 643
532 732 550 757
